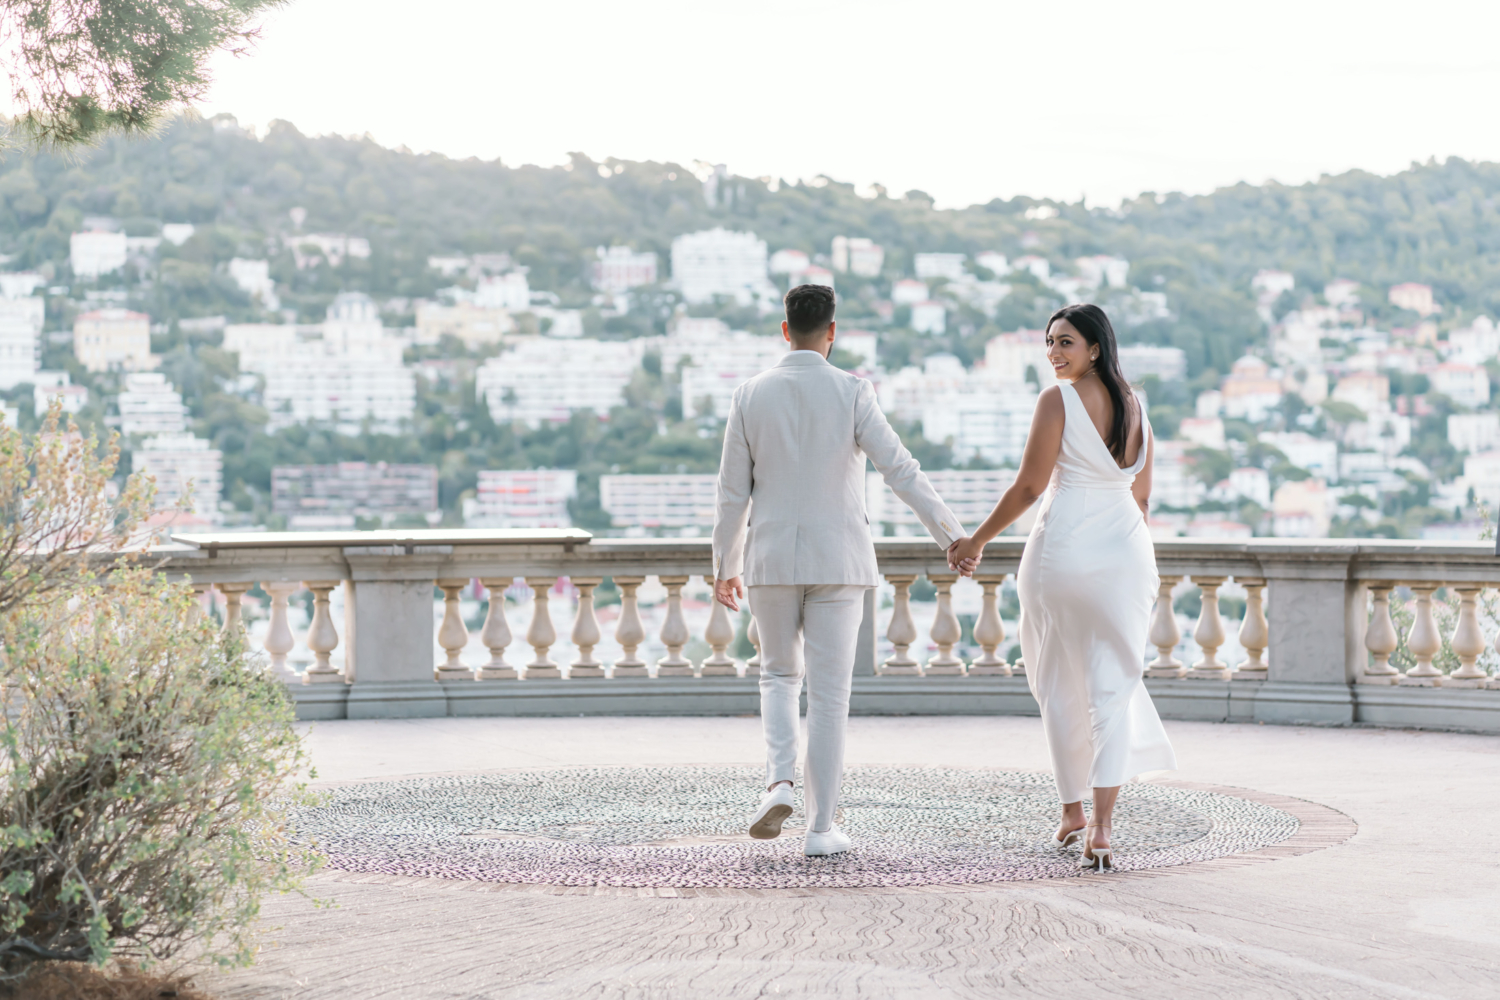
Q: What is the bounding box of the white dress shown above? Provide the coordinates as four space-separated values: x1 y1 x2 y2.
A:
1017 382 1177 803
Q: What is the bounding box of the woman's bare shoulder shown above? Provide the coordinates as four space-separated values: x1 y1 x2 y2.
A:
1037 384 1065 407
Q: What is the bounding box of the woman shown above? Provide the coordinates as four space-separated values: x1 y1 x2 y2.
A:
949 303 1176 871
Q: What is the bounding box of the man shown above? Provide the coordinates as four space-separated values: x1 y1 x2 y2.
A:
713 283 965 856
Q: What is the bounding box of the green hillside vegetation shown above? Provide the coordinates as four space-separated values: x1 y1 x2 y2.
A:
0 114 1491 529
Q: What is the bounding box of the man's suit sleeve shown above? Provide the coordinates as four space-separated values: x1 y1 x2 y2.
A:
853 378 964 549
713 385 753 580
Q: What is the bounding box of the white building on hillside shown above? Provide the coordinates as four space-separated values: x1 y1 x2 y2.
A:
33 371 87 416
911 301 946 335
0 272 44 299
769 249 810 274
1427 363 1490 408
914 253 966 281
71 231 127 277
1151 440 1206 509
984 330 1056 389
1446 316 1499 366
831 237 884 277
0 294 43 388
891 279 928 305
117 373 188 437
1252 269 1294 305
225 293 414 432
1448 413 1500 454
878 354 972 422
600 473 717 533
671 228 773 306
922 390 1037 466
1178 417 1226 450
591 246 657 292
867 469 1017 537
133 433 222 515
463 470 577 528
228 258 279 310
475 272 530 311
1117 345 1186 382
664 319 786 419
477 338 641 425
1324 279 1360 308
1075 255 1129 290
287 233 371 269
1260 431 1339 479
263 363 416 433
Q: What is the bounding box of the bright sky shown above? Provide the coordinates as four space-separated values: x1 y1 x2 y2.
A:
191 0 1500 208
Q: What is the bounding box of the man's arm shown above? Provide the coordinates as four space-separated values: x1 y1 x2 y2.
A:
853 379 963 549
712 386 753 600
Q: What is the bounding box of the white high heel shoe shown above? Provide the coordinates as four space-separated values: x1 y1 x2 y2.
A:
1079 823 1114 872
1055 825 1085 849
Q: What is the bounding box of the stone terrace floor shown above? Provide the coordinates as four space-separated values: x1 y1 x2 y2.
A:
209 717 1500 999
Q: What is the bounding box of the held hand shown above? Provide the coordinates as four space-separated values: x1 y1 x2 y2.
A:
948 537 984 576
714 576 745 612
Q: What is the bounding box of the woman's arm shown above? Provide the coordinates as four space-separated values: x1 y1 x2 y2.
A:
948 386 1065 569
1131 418 1153 519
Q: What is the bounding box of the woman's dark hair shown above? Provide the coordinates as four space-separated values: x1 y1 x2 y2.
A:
1047 303 1137 463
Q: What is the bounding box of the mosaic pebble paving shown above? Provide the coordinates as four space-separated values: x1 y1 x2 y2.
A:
291 766 1300 888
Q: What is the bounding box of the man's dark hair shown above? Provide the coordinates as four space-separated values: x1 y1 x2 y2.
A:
785 283 836 336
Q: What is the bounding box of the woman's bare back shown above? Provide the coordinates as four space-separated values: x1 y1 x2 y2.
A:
1070 374 1141 469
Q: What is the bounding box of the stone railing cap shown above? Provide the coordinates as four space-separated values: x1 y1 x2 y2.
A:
171 528 594 552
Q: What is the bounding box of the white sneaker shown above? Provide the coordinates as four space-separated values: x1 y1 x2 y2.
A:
804 823 853 856
748 783 795 840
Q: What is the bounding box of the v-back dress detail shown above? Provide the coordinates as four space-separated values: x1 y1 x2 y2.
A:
1016 381 1176 802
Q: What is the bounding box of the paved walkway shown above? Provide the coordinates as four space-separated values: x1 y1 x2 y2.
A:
210 717 1500 999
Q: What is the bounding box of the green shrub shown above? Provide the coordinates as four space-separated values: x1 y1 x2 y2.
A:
0 408 319 980
0 568 320 978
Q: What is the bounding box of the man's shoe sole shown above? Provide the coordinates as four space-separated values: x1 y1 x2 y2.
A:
749 804 793 840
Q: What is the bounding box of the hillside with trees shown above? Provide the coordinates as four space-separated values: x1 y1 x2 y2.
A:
2 114 1495 528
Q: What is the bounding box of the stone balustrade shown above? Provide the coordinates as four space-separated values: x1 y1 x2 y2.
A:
154 531 1500 731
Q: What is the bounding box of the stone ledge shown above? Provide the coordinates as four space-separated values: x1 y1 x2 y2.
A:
284 674 1500 733
1353 684 1500 733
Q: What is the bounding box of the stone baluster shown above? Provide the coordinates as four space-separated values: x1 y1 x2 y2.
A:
745 615 762 676
699 575 738 676
524 577 561 679
968 574 1011 676
1230 577 1269 680
261 581 302 683
477 577 517 680
611 576 648 677
655 576 695 676
881 574 921 675
1360 582 1400 685
569 577 605 678
925 574 966 675
1185 576 1229 680
216 581 251 638
302 580 344 683
1443 585 1489 687
1400 584 1442 686
1145 575 1185 678
434 578 474 681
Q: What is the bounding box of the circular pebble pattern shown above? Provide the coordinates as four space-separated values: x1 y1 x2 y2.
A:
291 766 1299 888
